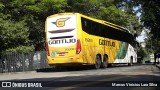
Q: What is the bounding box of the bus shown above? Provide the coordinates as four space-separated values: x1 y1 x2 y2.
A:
45 13 137 69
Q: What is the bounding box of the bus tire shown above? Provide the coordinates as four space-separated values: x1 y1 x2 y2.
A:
101 55 108 68
94 55 101 69
128 56 133 66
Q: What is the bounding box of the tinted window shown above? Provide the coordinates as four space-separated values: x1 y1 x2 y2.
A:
81 17 134 44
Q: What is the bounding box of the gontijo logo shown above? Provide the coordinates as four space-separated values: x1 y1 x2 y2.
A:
52 17 70 27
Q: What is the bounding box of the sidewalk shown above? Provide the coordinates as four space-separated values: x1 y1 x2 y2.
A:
155 64 160 69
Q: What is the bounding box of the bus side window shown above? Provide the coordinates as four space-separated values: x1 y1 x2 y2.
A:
84 21 87 27
93 22 100 36
97 23 101 36
101 25 106 37
81 18 89 33
89 21 93 34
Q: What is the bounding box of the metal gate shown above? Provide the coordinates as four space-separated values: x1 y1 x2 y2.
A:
0 51 50 73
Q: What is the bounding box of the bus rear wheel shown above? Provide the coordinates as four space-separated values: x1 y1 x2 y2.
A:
101 55 108 68
94 55 101 69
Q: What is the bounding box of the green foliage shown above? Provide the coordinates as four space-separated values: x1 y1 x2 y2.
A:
67 0 141 34
141 1 160 53
118 0 160 53
124 14 142 34
0 0 142 53
0 2 4 10
137 47 147 59
26 0 67 14
0 18 32 53
5 45 34 53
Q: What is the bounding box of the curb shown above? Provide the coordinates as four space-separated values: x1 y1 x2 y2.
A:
0 71 36 75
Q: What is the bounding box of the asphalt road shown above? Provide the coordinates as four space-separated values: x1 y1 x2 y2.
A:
0 64 160 90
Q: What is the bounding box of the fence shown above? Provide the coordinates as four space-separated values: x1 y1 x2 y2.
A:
0 51 50 73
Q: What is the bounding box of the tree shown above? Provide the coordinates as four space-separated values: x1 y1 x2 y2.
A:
141 1 160 53
117 0 160 53
0 14 33 53
137 46 147 63
0 0 67 52
0 1 33 53
0 0 142 53
67 0 142 34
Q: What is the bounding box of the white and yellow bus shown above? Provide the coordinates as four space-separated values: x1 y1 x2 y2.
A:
45 13 137 69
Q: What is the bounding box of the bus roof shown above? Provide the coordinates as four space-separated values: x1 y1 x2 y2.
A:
47 13 131 33
77 13 130 33
47 12 78 18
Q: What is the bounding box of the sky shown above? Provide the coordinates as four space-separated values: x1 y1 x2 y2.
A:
135 9 146 43
136 30 146 42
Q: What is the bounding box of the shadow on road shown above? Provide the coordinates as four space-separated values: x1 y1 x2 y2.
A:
36 65 95 72
36 63 156 72
1 73 160 90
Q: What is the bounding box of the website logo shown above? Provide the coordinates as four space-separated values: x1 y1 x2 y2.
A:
52 17 70 27
2 82 11 87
